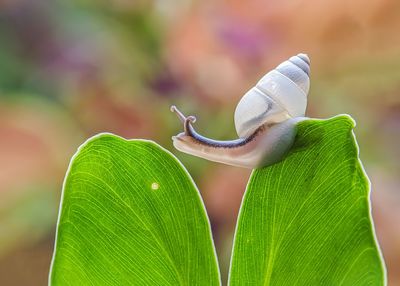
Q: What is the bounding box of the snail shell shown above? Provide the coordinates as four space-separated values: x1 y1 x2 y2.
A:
171 53 310 169
235 53 310 137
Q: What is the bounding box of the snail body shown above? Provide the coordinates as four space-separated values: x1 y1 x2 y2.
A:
171 53 310 169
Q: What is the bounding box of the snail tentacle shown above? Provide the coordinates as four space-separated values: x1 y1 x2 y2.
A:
171 106 250 148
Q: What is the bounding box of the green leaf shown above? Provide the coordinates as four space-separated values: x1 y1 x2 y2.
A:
49 134 220 285
229 115 385 285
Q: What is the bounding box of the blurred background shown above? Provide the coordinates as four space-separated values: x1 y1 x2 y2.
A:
0 0 399 285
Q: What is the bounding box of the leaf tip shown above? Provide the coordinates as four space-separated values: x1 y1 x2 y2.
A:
330 113 356 128
77 132 165 153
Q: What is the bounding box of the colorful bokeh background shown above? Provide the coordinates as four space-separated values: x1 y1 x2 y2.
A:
1 0 399 285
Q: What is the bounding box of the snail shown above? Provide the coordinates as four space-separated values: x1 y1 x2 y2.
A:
171 53 310 169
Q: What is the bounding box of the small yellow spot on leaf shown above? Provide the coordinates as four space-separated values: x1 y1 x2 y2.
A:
151 182 159 190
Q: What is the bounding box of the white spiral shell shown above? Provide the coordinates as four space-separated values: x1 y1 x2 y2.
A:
234 53 310 138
